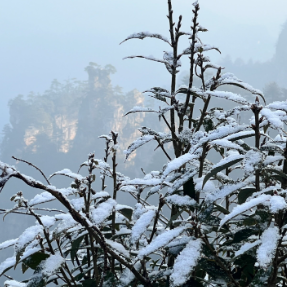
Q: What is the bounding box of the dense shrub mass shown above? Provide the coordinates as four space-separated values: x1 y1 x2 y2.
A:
1 1 287 286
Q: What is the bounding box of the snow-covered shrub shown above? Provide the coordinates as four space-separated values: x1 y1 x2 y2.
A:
1 1 287 286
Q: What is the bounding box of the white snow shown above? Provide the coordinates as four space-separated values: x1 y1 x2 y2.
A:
70 197 85 211
37 216 55 228
219 194 272 228
257 226 280 268
0 257 16 276
15 225 43 253
92 191 110 199
269 195 287 213
165 194 196 207
4 280 26 287
41 253 64 277
105 239 130 258
137 226 187 259
170 239 202 286
0 238 17 250
131 210 156 244
261 108 283 130
50 169 84 181
235 240 261 258
90 198 117 225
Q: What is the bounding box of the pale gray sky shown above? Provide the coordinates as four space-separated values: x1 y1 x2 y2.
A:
0 0 286 127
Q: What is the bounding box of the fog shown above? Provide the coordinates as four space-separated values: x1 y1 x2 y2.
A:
1 0 287 283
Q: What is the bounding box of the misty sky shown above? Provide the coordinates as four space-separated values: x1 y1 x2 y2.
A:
0 0 287 129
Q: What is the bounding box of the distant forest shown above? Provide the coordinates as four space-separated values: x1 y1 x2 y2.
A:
2 21 287 179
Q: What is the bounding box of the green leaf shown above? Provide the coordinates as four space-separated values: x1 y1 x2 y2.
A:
118 207 133 221
202 157 244 188
238 188 256 204
183 177 196 199
203 118 214 132
23 252 50 270
27 273 45 287
71 235 85 265
266 168 287 183
214 203 229 214
232 228 255 244
82 279 97 287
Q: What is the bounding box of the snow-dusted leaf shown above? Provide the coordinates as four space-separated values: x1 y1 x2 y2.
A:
205 91 250 105
219 194 272 228
49 169 84 181
137 225 187 259
124 106 157 116
143 87 171 103
202 154 244 188
123 135 154 160
260 108 284 130
167 169 198 195
90 198 117 225
182 43 221 55
0 257 16 276
257 226 280 268
105 239 130 258
41 253 64 277
120 32 171 45
165 194 196 207
211 138 245 152
234 240 261 258
170 239 202 286
212 73 266 103
4 280 26 287
130 209 156 245
0 238 17 251
15 226 43 265
162 153 198 179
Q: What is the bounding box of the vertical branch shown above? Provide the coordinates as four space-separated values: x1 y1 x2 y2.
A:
182 3 200 128
251 97 261 191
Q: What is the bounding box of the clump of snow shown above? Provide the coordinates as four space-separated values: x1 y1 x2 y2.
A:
257 226 280 268
269 195 287 213
170 239 202 286
90 198 116 225
131 210 156 244
70 197 85 211
92 191 110 199
15 225 43 254
165 194 196 207
37 216 55 229
41 253 64 277
50 169 84 181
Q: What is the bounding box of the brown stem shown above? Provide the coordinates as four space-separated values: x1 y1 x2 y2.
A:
12 156 50 185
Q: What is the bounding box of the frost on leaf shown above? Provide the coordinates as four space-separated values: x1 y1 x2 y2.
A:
123 135 154 160
124 106 157 116
120 32 170 45
49 168 84 181
0 238 17 251
170 239 202 286
137 226 187 259
257 226 280 268
131 209 156 245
